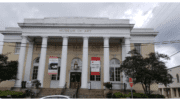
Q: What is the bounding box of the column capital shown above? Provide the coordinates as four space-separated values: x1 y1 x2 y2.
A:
103 36 110 40
62 36 69 38
41 36 48 38
21 35 28 39
83 36 89 39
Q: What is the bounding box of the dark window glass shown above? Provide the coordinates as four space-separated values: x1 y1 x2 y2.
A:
177 74 179 83
134 43 141 54
51 75 56 80
32 66 38 80
115 68 120 81
110 68 114 81
90 75 95 81
96 75 101 81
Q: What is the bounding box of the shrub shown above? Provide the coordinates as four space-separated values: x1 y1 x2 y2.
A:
103 82 112 89
0 90 26 98
146 94 165 98
106 92 113 98
113 92 165 98
113 92 127 98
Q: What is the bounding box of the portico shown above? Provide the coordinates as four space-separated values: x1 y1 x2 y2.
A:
14 35 131 89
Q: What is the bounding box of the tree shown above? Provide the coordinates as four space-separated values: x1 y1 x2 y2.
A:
0 53 18 83
120 49 173 95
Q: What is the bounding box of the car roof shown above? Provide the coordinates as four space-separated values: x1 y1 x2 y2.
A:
42 95 70 98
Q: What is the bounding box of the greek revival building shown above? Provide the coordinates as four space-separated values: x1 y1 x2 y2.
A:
0 17 158 93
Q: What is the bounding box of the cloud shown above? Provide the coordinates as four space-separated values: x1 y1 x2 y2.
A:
11 4 46 23
155 45 180 68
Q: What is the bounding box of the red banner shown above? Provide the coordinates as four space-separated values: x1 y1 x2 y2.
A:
91 72 100 75
91 57 100 75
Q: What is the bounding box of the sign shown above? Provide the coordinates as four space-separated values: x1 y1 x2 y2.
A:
129 77 133 98
91 57 100 75
129 78 132 82
48 56 58 75
130 83 133 87
129 78 133 87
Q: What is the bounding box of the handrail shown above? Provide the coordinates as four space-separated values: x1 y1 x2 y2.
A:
73 83 80 98
61 82 67 95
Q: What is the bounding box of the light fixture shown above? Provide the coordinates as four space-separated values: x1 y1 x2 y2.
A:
74 60 78 70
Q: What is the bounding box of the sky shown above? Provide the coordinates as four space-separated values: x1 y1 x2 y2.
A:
0 2 180 68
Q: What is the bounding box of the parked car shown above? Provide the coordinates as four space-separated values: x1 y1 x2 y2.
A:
40 95 70 99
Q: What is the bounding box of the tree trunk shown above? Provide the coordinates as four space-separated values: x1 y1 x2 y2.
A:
142 83 146 94
149 83 151 94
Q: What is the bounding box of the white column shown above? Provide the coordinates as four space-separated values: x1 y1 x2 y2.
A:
59 36 69 88
24 42 34 81
176 88 179 98
37 36 48 87
122 42 127 88
104 37 109 83
81 36 89 89
124 37 131 89
14 36 27 87
170 88 174 98
162 88 165 96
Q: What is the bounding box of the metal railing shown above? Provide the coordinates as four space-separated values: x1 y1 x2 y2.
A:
61 82 67 95
73 83 80 98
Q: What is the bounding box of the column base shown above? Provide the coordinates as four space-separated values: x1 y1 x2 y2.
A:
58 86 64 88
81 86 87 89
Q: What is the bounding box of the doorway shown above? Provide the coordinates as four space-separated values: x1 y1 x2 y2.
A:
70 72 81 88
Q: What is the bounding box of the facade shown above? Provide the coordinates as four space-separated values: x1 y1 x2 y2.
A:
0 17 158 92
159 66 180 98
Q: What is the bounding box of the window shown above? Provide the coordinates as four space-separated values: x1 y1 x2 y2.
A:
15 43 21 54
134 43 141 54
110 67 120 81
90 75 101 81
177 74 179 83
51 67 60 80
32 66 38 80
109 59 121 82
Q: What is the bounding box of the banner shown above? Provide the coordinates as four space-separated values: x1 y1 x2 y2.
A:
91 57 100 75
48 56 58 75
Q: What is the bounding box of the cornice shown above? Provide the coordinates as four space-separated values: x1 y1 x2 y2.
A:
18 23 135 29
0 31 22 35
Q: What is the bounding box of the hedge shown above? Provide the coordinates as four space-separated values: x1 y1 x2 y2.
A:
0 90 26 98
112 92 165 98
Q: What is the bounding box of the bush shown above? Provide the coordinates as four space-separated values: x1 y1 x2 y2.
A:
106 92 113 98
0 90 26 98
146 94 165 98
103 82 112 89
113 92 127 98
112 92 165 98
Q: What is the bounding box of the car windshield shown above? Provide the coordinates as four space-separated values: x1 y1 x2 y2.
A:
44 96 68 99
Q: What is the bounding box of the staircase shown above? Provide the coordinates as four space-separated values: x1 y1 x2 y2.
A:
37 88 62 98
78 89 104 98
62 88 77 98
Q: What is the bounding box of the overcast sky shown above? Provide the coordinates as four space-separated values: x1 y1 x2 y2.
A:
0 2 180 68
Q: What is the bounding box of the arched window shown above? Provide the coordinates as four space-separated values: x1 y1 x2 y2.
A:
177 74 179 83
32 57 40 80
109 58 121 81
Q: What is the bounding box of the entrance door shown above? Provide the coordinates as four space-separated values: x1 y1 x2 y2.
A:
70 72 81 88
